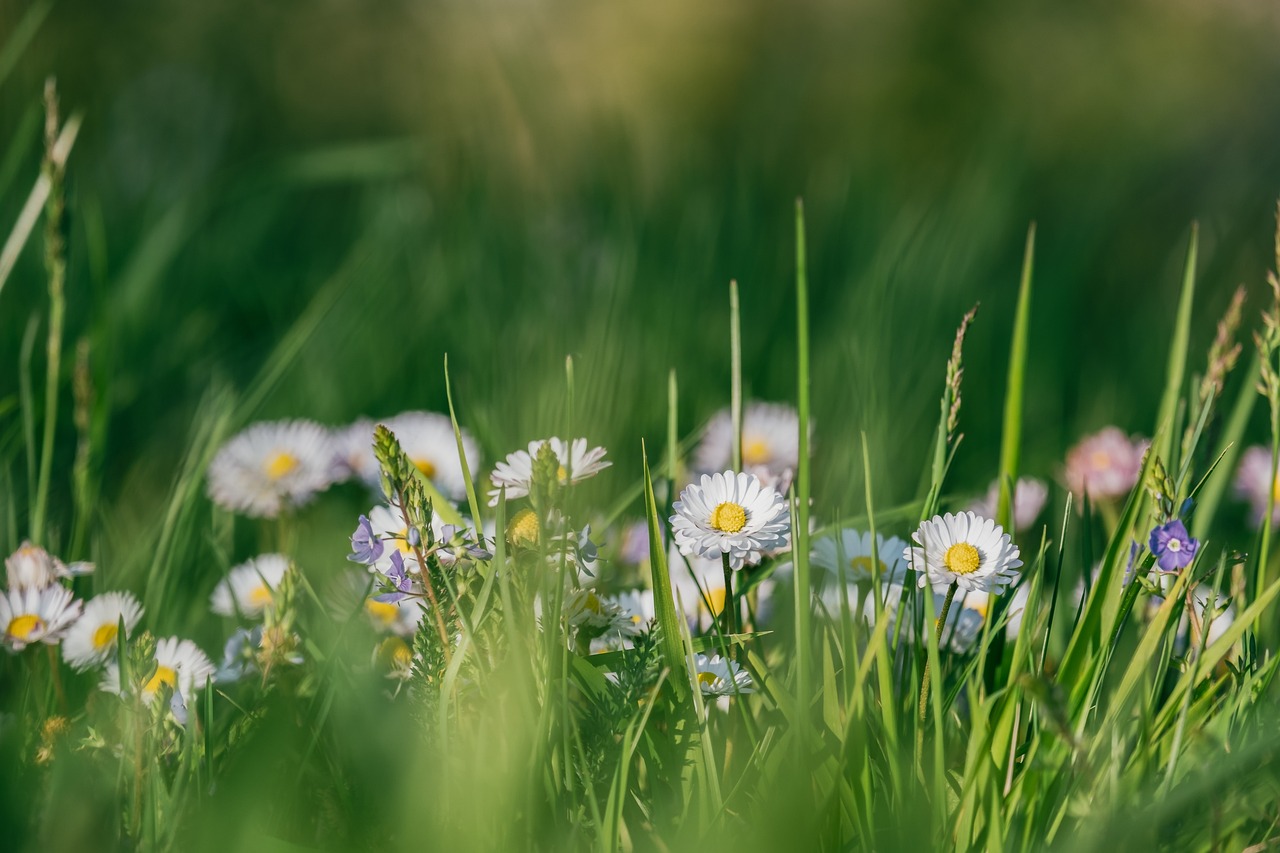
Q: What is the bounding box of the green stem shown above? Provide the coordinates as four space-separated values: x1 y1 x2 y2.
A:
918 583 958 723
722 552 736 643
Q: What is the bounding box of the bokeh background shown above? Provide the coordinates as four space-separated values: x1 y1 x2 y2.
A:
3 0 1280 562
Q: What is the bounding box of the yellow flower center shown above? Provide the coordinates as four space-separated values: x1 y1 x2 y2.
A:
395 527 414 555
507 508 540 549
709 502 747 533
7 614 43 640
92 623 119 650
743 437 771 467
377 636 413 670
1089 449 1111 470
849 556 886 577
248 585 273 609
582 592 603 614
144 665 177 695
365 599 399 627
697 671 719 688
556 464 569 484
412 457 436 479
704 586 727 618
1272 478 1280 503
943 542 982 575
264 451 300 480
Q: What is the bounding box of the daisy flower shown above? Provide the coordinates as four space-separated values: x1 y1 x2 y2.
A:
906 511 1022 594
1233 445 1280 529
383 411 481 503
671 471 790 571
693 653 754 696
101 637 216 703
693 401 802 489
487 437 611 506
61 591 144 671
207 420 337 518
1064 427 1148 502
364 596 425 638
811 529 911 588
210 554 292 618
0 586 82 652
563 587 625 631
966 477 1049 532
374 635 416 681
4 541 93 592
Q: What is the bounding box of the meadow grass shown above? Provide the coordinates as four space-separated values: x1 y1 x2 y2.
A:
5 16 1280 850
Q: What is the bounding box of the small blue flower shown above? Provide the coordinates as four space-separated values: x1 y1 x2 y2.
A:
1149 519 1198 573
349 514 384 565
384 551 412 593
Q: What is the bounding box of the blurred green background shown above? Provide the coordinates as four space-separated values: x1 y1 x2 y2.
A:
3 0 1280 553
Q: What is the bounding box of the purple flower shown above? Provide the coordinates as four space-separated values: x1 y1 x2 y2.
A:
1149 519 1198 573
349 514 384 565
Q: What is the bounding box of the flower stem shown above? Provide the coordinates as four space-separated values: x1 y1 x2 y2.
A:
918 582 958 724
722 552 736 644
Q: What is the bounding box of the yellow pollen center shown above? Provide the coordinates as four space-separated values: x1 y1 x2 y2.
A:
1089 450 1111 470
556 464 569 484
700 586 727 618
7 614 42 640
92 623 119 650
412 457 437 479
365 599 399 626
849 556 886 577
944 542 982 575
248 585 273 609
697 671 718 688
583 593 603 614
378 636 413 669
1272 479 1280 503
743 438 771 467
394 527 414 555
144 665 177 695
709 502 747 533
508 508 540 548
264 451 300 480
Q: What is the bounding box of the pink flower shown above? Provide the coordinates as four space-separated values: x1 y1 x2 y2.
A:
967 477 1049 532
1064 427 1148 503
1234 445 1280 529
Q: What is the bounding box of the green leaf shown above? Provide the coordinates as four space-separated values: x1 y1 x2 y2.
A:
642 441 689 700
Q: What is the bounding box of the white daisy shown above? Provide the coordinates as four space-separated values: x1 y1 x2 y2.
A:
811 529 911 588
207 420 337 518
693 653 754 696
670 471 790 571
966 477 1049 532
61 591 144 671
101 637 216 703
563 587 625 630
906 511 1022 594
693 401 802 490
588 590 654 654
487 437 611 506
0 586 82 652
364 596 425 638
374 635 416 681
4 541 93 592
210 554 292 618
383 411 481 503
331 418 379 484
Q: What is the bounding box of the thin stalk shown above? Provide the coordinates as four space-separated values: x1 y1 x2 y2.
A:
793 199 814 755
721 552 736 642
730 279 743 472
918 582 958 723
